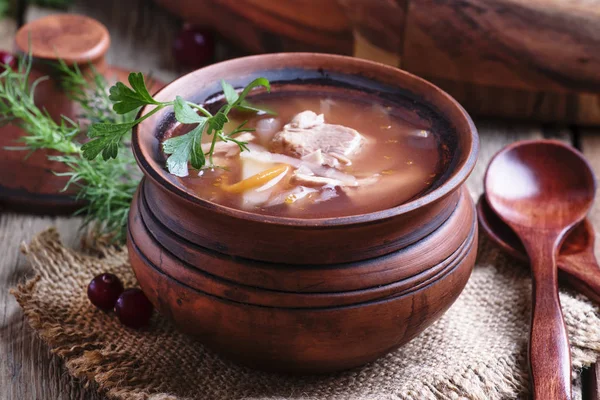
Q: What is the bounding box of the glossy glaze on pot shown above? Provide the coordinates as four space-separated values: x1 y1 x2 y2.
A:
128 199 477 373
133 54 478 264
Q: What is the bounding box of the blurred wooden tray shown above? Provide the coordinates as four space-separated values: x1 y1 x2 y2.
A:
155 0 600 125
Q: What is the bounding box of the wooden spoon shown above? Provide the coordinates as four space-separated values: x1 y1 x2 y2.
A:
477 196 600 304
485 140 597 400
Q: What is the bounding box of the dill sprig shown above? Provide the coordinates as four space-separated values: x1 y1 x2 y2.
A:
0 59 79 154
51 152 140 243
53 59 122 125
0 55 139 242
2 53 274 241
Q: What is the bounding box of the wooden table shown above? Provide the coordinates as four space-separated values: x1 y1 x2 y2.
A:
0 1 599 399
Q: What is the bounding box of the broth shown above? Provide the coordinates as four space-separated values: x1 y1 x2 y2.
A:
165 92 447 218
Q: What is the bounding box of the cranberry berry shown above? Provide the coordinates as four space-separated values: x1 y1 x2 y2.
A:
0 51 16 71
87 273 124 311
172 25 215 68
114 288 153 329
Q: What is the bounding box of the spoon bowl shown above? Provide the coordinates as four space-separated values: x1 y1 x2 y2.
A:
485 140 595 231
477 196 594 261
484 139 596 400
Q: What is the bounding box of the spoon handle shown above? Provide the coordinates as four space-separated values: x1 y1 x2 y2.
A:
525 238 572 400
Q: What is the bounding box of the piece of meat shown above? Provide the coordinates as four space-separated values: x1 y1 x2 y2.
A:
292 174 345 187
291 165 345 187
301 149 342 169
271 111 364 163
289 110 324 129
242 144 359 187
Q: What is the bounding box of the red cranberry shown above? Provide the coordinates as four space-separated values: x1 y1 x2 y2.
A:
87 273 124 311
173 25 215 68
114 288 153 329
0 51 16 71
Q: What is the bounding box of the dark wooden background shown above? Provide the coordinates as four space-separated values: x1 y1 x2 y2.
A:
0 0 599 399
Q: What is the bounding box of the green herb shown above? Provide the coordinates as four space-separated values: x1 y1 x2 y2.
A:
0 54 139 242
54 59 126 125
0 1 9 18
50 152 140 243
0 57 79 154
0 0 74 19
1 52 275 243
84 75 274 176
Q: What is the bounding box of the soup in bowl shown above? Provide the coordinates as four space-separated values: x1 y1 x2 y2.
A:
129 53 479 372
133 54 477 264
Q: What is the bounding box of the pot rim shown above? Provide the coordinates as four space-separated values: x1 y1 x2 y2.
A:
132 53 479 227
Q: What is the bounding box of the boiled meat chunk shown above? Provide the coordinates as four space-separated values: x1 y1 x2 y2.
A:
291 165 345 187
271 111 364 166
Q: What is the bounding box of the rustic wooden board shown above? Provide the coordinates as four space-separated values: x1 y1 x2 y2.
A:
153 0 352 55
0 215 98 400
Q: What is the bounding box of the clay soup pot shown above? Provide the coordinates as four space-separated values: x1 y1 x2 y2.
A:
128 53 479 372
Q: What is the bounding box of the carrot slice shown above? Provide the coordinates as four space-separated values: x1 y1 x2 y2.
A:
222 164 290 193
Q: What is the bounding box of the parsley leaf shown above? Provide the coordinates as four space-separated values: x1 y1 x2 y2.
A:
221 80 239 105
238 77 270 102
109 72 161 114
220 78 274 115
236 100 276 115
89 73 275 176
174 96 207 124
163 123 205 176
82 122 134 160
207 112 229 135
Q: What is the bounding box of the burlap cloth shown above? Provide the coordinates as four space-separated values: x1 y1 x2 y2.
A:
11 228 600 400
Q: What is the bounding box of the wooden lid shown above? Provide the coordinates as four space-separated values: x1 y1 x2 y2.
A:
15 14 110 65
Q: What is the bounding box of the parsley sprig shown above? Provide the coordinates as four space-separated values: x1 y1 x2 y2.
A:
84 74 273 176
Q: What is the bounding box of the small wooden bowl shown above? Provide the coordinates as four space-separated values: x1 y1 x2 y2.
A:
0 14 162 214
129 53 479 372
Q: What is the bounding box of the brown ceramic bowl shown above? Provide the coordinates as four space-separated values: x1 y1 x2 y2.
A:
129 53 479 373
